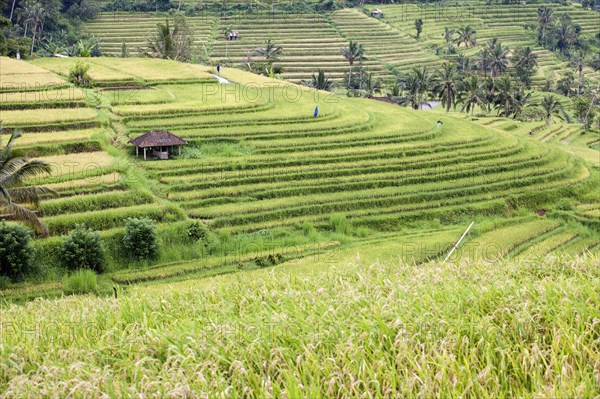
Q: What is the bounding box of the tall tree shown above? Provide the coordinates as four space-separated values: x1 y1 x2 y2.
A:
340 41 365 89
433 62 460 113
454 25 476 48
494 76 517 118
537 6 554 46
392 68 432 110
570 52 585 93
488 41 510 78
147 14 194 62
551 17 577 56
457 75 485 115
415 18 423 39
539 94 564 125
443 27 454 44
475 48 490 78
511 47 538 88
0 130 57 237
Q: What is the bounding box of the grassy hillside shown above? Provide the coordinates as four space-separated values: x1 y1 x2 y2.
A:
1 254 598 396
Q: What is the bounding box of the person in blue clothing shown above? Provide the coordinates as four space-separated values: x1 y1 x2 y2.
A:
314 105 319 118
217 64 221 75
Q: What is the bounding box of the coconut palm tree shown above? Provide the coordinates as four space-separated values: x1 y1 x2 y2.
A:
0 130 57 237
415 18 423 39
443 27 455 44
475 48 490 77
361 73 382 98
456 54 473 75
391 75 420 110
540 94 564 125
21 0 46 56
494 76 518 118
254 38 283 63
537 6 554 46
457 75 485 115
148 19 175 59
340 41 365 88
392 68 433 109
454 25 476 48
570 53 585 93
510 89 532 119
552 18 576 56
511 47 538 88
488 41 510 78
433 62 460 113
147 16 194 62
307 69 335 91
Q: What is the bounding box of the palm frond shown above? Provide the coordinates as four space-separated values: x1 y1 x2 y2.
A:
0 200 49 237
0 159 52 188
8 186 58 205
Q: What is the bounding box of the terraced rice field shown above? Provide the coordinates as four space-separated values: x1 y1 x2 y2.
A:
1 57 598 293
82 2 599 85
82 12 215 56
377 1 600 84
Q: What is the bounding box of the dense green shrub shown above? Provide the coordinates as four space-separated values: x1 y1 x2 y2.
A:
122 218 160 260
68 61 94 88
0 222 33 281
329 214 352 235
60 226 105 273
63 269 98 295
186 220 219 249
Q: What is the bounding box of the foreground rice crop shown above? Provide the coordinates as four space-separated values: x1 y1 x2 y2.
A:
0 255 598 397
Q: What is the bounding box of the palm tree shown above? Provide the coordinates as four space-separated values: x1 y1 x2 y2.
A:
0 130 57 237
540 94 563 125
511 47 538 88
415 18 423 39
391 75 420 109
254 38 283 63
588 54 600 72
488 41 510 78
537 6 554 46
443 27 455 44
454 25 476 48
392 67 433 109
475 48 490 77
147 16 194 62
456 54 473 75
148 19 175 59
307 69 335 91
494 76 518 118
553 19 576 56
570 53 585 92
361 73 382 98
433 62 460 113
457 75 485 115
340 41 365 88
21 0 46 56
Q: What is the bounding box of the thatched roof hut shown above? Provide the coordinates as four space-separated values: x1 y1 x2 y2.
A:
128 130 188 160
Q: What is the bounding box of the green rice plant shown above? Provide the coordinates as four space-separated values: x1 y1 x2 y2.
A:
62 269 97 295
2 255 599 396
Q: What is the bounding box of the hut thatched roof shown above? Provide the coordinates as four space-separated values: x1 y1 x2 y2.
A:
128 130 188 148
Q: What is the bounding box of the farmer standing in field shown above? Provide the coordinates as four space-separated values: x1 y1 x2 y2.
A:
217 64 221 75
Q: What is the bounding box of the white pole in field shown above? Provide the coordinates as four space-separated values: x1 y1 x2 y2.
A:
444 221 475 263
